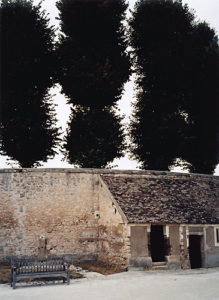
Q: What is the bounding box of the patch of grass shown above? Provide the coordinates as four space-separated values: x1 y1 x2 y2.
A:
0 266 11 284
70 270 84 279
76 261 126 275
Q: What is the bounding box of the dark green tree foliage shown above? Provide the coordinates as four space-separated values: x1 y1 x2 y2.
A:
129 0 193 171
56 0 130 108
129 0 219 173
63 108 126 168
0 0 60 167
57 0 129 168
131 91 187 170
181 22 219 174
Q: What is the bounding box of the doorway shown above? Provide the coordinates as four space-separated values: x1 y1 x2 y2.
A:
150 225 165 262
189 235 202 269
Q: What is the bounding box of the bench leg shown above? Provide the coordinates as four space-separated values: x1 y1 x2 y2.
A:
12 272 16 289
67 271 70 285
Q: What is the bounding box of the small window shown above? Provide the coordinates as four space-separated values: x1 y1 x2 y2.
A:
216 229 219 243
214 227 219 246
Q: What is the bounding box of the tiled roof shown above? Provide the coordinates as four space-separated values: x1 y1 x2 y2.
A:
101 173 219 224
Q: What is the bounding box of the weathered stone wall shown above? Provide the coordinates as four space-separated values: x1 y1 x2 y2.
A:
0 169 130 267
0 170 101 262
128 224 219 270
129 225 151 268
166 225 181 269
182 225 219 268
1 168 219 270
205 226 219 267
179 226 190 269
97 178 129 268
169 226 180 256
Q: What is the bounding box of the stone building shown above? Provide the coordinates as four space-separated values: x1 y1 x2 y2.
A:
0 168 219 270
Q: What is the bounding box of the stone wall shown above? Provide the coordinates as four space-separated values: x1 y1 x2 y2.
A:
98 177 129 269
128 224 219 270
129 225 151 268
205 226 219 267
1 168 219 269
179 226 190 269
0 170 101 262
0 169 130 267
166 225 181 269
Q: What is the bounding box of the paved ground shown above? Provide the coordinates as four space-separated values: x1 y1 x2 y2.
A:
1 268 219 300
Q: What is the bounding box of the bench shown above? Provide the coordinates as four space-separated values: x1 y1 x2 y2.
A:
11 256 70 289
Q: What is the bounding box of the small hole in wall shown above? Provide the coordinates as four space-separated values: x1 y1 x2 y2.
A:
95 211 100 219
112 203 117 214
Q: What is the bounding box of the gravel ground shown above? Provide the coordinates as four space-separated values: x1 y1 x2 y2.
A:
1 268 219 300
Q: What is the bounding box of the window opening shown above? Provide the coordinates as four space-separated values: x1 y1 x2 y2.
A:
215 227 219 246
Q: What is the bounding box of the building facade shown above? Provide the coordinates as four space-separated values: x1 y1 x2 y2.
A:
0 168 219 270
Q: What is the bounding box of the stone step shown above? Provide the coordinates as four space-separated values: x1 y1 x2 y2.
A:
128 267 145 271
152 261 167 266
152 265 168 271
152 261 168 270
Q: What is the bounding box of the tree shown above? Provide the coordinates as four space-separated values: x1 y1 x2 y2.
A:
56 0 130 168
0 0 60 167
129 0 219 173
56 0 130 108
180 22 219 174
130 90 187 170
63 108 126 168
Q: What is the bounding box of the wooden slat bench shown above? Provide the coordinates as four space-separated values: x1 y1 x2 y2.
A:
11 257 70 289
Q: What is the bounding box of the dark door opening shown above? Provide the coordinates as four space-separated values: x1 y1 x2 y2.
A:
189 235 202 269
150 225 165 262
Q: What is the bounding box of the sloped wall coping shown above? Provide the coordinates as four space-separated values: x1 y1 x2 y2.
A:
0 167 218 180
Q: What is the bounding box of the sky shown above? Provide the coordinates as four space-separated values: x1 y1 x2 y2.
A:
1 0 219 174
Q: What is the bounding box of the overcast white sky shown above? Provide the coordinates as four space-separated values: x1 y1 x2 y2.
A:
1 0 219 174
